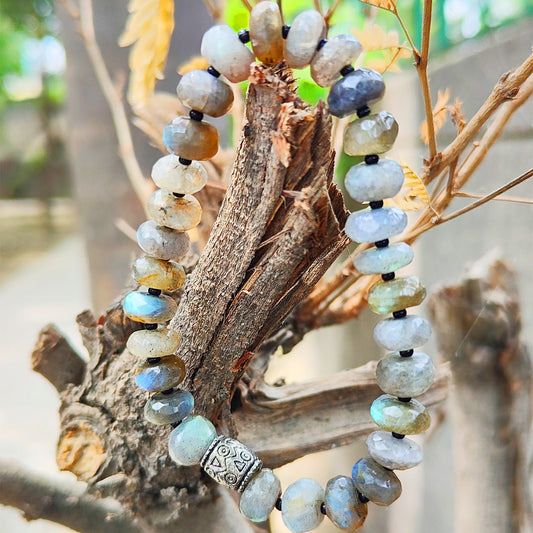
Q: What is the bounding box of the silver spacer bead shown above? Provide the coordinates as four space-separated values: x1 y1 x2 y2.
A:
201 435 262 492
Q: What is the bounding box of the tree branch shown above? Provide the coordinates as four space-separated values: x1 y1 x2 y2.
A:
427 253 533 533
235 361 450 468
59 0 152 210
0 461 145 533
31 324 86 392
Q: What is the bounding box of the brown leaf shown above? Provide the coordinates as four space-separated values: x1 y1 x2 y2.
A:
420 88 450 144
119 0 175 105
358 0 397 12
384 163 430 211
448 97 466 134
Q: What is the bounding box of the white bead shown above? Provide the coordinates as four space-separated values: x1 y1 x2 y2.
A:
151 155 207 195
285 10 326 69
201 25 255 83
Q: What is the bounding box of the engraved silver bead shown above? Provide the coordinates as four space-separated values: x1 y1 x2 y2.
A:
201 435 262 492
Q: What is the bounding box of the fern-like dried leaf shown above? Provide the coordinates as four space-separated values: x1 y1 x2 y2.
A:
358 0 397 12
385 163 430 211
178 55 210 75
420 88 450 144
119 0 175 106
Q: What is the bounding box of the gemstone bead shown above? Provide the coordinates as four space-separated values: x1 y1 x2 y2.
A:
177 70 234 117
366 431 423 470
200 25 255 83
163 116 219 161
343 111 399 155
151 155 207 195
344 159 404 203
368 276 426 314
136 220 190 261
324 475 367 531
376 352 434 397
284 10 326 69
144 389 194 425
168 415 217 466
147 190 202 232
239 468 281 522
345 207 407 243
135 357 186 392
249 1 284 65
311 34 362 87
351 457 401 506
370 394 431 435
374 315 432 351
328 69 385 118
123 291 177 323
354 243 414 274
126 327 181 358
281 478 325 533
132 256 186 291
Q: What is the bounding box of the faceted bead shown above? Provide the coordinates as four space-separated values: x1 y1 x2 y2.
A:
123 291 177 324
284 10 326 69
368 276 426 314
343 111 399 155
168 415 217 466
311 34 362 87
376 352 435 397
239 468 281 523
137 220 190 261
132 256 186 291
366 431 423 470
324 475 367 531
163 116 219 161
126 327 181 358
147 189 202 232
354 243 414 275
177 70 234 117
374 315 432 351
370 394 431 435
344 159 404 203
328 69 385 118
201 25 254 83
345 207 407 243
135 357 186 392
351 457 401 506
281 478 325 533
249 1 284 65
144 389 194 425
151 155 207 195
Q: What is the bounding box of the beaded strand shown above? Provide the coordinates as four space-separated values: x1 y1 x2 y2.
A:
122 4 434 532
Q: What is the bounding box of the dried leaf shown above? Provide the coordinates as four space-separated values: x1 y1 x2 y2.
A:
178 55 210 75
448 97 466 134
357 0 397 13
420 89 450 144
385 163 430 211
353 25 410 73
119 0 175 106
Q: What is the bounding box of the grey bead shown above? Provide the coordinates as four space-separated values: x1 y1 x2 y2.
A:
144 389 194 425
343 111 399 155
136 220 190 261
239 468 281 522
311 34 362 87
345 207 407 243
374 315 432 351
282 478 325 532
168 415 217 466
345 159 404 203
324 475 367 531
376 351 435 397
354 242 414 274
351 457 401 506
328 69 385 118
177 70 234 117
366 431 423 470
285 10 326 69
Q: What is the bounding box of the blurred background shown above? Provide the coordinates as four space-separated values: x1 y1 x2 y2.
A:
1 0 532 531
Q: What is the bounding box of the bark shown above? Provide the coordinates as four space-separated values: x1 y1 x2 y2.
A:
427 252 533 533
